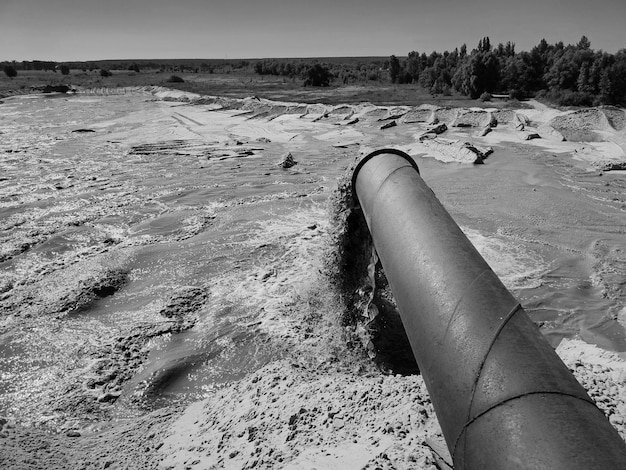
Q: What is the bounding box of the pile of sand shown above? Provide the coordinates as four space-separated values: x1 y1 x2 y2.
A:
6 338 625 470
159 361 441 470
451 110 496 128
402 109 434 124
491 109 518 124
378 107 409 121
432 108 459 125
537 123 567 141
401 105 438 124
419 138 489 164
601 106 626 131
557 339 626 440
550 108 619 132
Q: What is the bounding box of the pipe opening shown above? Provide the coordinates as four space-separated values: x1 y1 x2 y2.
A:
371 259 420 375
327 163 418 375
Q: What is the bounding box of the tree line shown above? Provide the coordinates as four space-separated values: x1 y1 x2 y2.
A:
253 58 385 84
250 37 626 105
0 59 250 75
3 38 625 105
391 36 626 106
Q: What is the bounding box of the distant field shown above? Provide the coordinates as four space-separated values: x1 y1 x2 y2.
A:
0 68 520 108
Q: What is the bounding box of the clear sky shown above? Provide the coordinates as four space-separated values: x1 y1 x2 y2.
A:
1 0 625 61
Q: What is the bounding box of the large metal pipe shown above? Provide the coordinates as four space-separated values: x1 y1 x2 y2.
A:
352 148 626 469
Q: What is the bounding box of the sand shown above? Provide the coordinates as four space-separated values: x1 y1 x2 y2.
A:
1 339 625 469
1 87 626 469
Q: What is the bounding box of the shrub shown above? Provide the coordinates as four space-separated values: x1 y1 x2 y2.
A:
3 65 17 78
167 75 184 83
479 92 492 102
509 89 525 100
303 64 332 87
99 69 112 77
536 89 594 107
60 65 70 75
560 91 594 107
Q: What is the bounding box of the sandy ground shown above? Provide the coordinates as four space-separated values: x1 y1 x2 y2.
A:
1 87 626 469
1 338 625 469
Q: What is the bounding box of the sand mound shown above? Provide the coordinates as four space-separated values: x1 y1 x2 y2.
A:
420 138 489 164
301 103 330 119
159 361 440 470
451 110 496 128
76 86 159 96
402 107 435 124
557 339 626 440
537 123 566 141
491 109 517 123
3 338 626 469
379 107 409 121
247 105 290 120
601 106 626 131
550 108 616 132
316 105 357 124
76 86 242 110
358 107 391 124
327 105 355 117
283 105 308 116
432 108 459 124
155 337 626 468
239 98 293 120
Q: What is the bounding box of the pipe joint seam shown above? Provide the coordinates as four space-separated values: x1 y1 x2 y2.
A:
453 391 598 459
452 303 523 456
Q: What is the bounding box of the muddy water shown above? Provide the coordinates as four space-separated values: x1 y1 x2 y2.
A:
421 149 626 350
1 93 625 429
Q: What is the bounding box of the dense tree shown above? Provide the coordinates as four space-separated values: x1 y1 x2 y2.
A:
477 37 492 53
452 49 499 98
576 62 592 93
3 65 17 78
406 51 421 83
3 37 620 106
577 35 591 50
389 55 401 84
303 64 332 87
386 35 626 105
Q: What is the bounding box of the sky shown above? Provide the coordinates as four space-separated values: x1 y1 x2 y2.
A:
1 0 625 61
